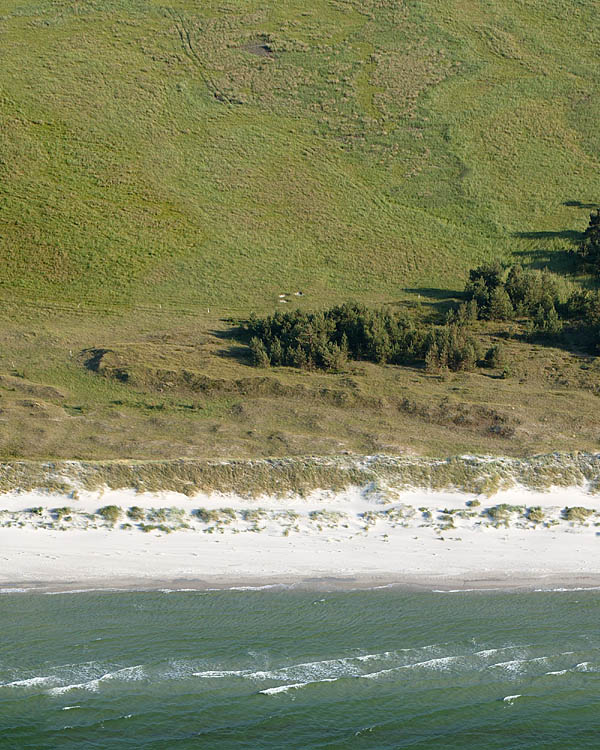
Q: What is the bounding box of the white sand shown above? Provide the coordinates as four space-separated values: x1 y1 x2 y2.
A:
1 484 599 591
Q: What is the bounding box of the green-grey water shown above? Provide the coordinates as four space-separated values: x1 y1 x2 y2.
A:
1 587 599 748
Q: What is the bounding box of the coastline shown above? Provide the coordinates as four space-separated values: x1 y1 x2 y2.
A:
1 476 600 593
3 574 600 595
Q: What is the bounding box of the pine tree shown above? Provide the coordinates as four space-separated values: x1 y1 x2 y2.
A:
249 337 271 367
270 337 284 366
578 209 600 272
487 287 514 320
425 342 440 372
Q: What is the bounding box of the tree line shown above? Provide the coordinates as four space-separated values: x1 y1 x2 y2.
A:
461 260 600 339
244 209 600 375
244 304 482 373
245 268 599 376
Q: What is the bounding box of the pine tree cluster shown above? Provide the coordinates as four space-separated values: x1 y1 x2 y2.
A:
245 304 479 373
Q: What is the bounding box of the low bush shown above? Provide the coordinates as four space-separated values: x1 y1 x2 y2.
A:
194 507 236 524
484 344 506 369
527 506 544 523
97 505 122 523
52 507 72 520
563 506 594 523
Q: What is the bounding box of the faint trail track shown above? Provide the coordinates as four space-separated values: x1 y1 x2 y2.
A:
166 7 233 106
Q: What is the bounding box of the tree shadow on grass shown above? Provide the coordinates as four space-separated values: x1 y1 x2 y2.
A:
402 288 463 321
512 323 598 357
511 248 578 274
563 200 600 209
404 287 463 301
210 321 246 340
512 228 583 274
514 229 583 243
215 344 253 365
208 322 255 366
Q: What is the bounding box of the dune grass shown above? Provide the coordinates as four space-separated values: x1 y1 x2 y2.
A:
0 452 600 498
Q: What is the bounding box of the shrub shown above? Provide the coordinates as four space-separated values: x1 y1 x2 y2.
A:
147 507 168 522
97 505 122 523
487 504 521 521
564 289 600 320
484 344 506 369
127 506 145 521
467 262 504 294
53 507 72 520
446 299 478 326
563 506 594 523
505 266 564 317
532 304 562 336
487 287 514 321
425 325 479 372
575 209 600 272
527 506 544 523
194 507 236 524
249 337 271 367
245 304 487 373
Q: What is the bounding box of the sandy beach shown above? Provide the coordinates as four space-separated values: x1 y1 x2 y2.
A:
1 482 599 592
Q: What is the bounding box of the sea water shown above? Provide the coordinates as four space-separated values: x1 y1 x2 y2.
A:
1 588 599 748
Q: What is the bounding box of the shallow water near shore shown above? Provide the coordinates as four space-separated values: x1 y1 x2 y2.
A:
2 589 599 748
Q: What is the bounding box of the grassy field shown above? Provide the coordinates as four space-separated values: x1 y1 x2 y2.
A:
0 0 599 461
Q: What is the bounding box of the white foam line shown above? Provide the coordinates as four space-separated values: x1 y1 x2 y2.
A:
44 588 130 595
489 656 549 671
362 655 462 679
193 650 420 682
47 665 144 695
432 588 500 593
1 675 58 689
259 678 339 695
574 661 597 672
534 587 600 592
203 584 290 592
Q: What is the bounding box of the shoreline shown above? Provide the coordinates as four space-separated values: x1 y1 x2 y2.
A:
1 481 599 592
3 573 600 594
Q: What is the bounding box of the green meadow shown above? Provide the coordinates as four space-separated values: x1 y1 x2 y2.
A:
0 0 599 461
